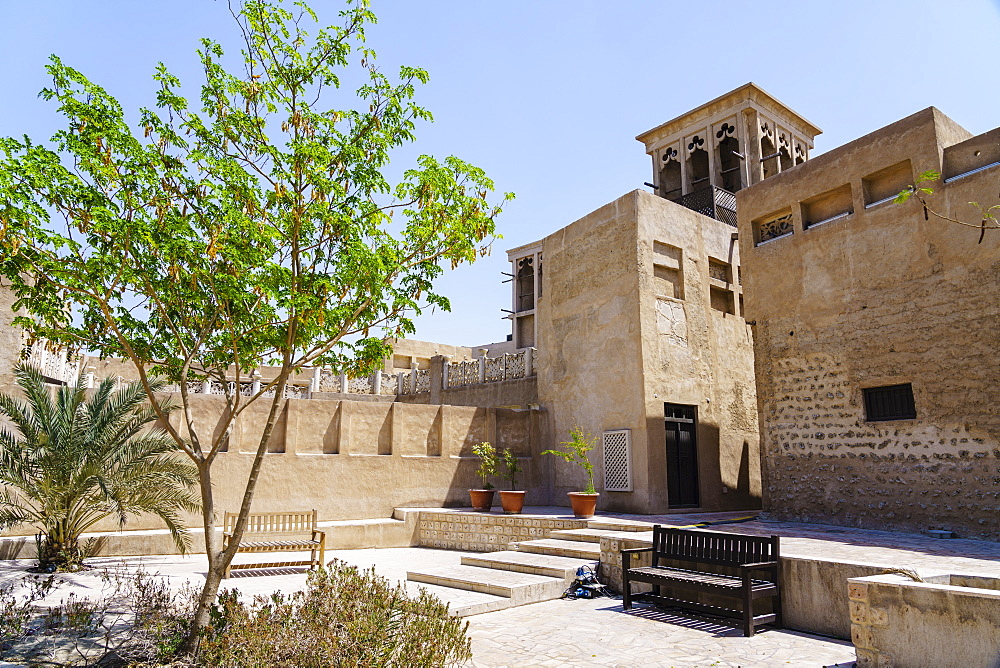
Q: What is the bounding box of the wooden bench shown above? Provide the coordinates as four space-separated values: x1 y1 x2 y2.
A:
621 525 781 636
223 510 326 578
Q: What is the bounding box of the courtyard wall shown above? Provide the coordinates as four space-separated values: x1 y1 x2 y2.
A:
0 395 542 536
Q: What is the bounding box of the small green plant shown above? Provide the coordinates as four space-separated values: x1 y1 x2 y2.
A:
472 442 498 490
500 448 522 491
543 427 598 494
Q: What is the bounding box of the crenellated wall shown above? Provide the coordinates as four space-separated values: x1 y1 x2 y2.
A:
0 396 542 537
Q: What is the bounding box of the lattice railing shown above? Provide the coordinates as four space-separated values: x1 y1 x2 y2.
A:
485 356 503 382
449 359 479 388
380 372 396 395
348 375 373 395
503 350 527 379
20 341 81 384
415 369 431 393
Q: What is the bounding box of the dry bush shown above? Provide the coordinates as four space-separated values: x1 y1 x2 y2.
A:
0 567 197 667
198 559 472 667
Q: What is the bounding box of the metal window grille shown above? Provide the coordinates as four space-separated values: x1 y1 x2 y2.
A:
603 430 632 492
863 384 916 421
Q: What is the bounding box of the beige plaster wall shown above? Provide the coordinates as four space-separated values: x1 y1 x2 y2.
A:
0 396 541 538
0 281 23 387
531 190 759 514
397 376 538 408
534 193 648 509
634 191 761 513
738 108 1000 540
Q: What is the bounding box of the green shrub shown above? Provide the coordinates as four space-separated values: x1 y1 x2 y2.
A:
198 560 472 667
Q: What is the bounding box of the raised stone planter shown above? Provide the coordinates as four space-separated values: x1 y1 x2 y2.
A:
848 572 1000 668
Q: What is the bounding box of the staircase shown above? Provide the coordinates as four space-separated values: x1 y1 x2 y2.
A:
406 517 653 617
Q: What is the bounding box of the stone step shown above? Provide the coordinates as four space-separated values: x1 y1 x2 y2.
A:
406 564 566 607
549 528 653 543
514 538 601 560
404 580 511 617
461 550 597 580
586 517 655 532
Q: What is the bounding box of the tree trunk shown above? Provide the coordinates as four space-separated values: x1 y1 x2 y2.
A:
180 459 222 655
180 378 289 655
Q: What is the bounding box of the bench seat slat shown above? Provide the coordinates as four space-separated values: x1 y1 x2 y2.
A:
627 566 777 593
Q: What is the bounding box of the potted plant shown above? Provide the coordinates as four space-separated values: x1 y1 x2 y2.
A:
543 426 599 518
469 442 498 511
498 447 525 514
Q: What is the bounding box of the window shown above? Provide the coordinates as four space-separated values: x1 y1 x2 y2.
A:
652 241 683 299
516 256 534 312
863 384 916 421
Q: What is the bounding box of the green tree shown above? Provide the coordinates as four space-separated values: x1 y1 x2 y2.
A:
896 170 999 243
0 365 198 571
0 0 509 646
542 427 597 494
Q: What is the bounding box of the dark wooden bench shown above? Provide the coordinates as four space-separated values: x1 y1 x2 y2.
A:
621 525 781 636
223 510 326 578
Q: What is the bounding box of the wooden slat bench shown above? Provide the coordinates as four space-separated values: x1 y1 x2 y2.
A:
223 510 326 578
621 525 781 636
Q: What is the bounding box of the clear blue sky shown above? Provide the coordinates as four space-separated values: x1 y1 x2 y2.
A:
2 1 998 348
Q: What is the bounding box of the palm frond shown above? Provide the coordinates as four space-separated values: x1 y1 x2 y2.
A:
0 367 200 568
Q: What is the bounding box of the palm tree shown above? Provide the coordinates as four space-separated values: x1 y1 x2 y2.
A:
0 364 199 570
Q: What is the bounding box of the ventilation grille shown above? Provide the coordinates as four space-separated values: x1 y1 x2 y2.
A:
603 430 632 492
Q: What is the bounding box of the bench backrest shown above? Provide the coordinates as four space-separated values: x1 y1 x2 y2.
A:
224 510 317 535
651 525 779 568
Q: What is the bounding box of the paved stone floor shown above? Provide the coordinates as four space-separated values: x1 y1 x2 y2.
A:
466 596 855 667
0 547 857 668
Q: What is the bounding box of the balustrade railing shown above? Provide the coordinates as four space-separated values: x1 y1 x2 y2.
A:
669 185 737 227
20 341 82 385
13 342 537 400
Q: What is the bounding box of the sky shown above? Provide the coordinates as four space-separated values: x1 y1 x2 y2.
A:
1 0 998 348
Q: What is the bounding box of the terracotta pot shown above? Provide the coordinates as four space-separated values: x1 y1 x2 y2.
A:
469 489 496 512
499 490 526 514
568 492 599 519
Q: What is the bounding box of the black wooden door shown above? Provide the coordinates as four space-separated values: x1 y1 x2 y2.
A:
665 404 699 508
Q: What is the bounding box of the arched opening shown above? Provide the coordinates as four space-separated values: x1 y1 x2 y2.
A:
761 136 778 180
516 256 534 312
688 148 710 191
718 136 742 192
795 144 806 166
779 146 794 172
659 160 682 200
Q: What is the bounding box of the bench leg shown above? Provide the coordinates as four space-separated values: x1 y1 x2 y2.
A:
743 579 754 637
622 565 632 610
773 569 783 629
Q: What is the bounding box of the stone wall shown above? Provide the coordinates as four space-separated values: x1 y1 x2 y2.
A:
415 509 587 552
738 108 1000 540
634 191 761 513
848 573 1000 668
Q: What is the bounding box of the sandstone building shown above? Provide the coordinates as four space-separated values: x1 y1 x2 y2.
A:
737 107 1000 540
503 84 821 514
